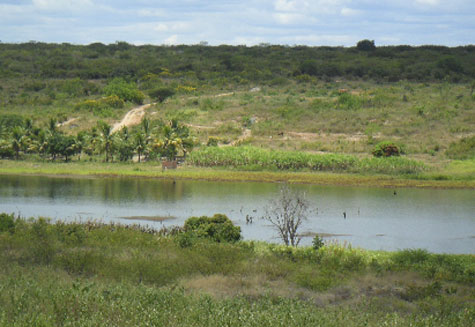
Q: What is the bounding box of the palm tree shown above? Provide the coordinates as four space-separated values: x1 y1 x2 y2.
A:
98 121 114 162
11 126 25 159
75 131 88 161
134 132 146 163
140 117 152 160
116 127 133 162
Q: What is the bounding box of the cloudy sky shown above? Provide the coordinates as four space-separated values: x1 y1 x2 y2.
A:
1 0 474 46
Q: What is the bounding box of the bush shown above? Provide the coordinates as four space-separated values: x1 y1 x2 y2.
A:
103 78 144 104
183 214 241 243
207 136 219 147
336 93 364 110
0 213 16 233
148 87 175 103
312 235 324 250
74 96 125 114
372 141 403 157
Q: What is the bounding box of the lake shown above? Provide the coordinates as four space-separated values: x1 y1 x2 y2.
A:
0 174 474 254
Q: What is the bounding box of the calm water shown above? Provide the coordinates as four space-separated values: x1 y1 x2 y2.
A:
0 174 474 254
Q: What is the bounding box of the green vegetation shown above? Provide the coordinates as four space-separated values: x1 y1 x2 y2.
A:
0 42 474 185
103 78 145 104
183 214 241 243
189 146 426 175
372 141 404 157
446 136 475 160
0 214 473 326
0 116 194 163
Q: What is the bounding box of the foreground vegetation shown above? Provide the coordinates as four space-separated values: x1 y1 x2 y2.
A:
0 214 473 326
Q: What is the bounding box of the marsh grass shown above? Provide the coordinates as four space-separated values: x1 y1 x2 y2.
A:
0 216 473 326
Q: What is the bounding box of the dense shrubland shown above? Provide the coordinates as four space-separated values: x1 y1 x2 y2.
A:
1 42 473 82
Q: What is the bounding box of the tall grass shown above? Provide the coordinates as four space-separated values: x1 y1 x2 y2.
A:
188 146 426 175
0 215 474 326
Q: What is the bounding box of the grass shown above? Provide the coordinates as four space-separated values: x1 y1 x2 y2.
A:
1 79 474 187
0 215 474 326
188 146 427 175
1 159 474 189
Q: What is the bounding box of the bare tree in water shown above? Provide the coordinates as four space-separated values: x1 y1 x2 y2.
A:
262 185 309 246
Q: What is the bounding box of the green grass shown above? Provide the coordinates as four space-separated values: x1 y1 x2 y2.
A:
0 216 474 326
189 146 426 175
1 159 474 189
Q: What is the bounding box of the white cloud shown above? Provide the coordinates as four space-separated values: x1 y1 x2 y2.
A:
340 7 361 16
164 34 178 45
274 0 301 12
154 23 168 32
273 12 311 24
137 9 165 17
0 0 473 46
415 0 440 5
32 0 94 11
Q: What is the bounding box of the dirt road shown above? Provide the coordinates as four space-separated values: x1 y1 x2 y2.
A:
111 103 154 133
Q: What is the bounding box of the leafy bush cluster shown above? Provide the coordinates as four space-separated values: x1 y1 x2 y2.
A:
103 78 144 104
183 214 241 244
372 141 404 157
74 95 124 114
148 87 176 103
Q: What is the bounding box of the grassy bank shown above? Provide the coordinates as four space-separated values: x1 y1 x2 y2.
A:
0 216 474 326
1 159 474 189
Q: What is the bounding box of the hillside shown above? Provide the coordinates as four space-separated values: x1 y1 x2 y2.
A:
0 42 474 179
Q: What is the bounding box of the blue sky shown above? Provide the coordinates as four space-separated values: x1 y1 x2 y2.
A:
1 0 474 46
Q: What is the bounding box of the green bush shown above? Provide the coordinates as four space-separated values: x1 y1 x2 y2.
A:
206 136 219 146
336 93 364 110
103 78 144 104
312 235 324 250
148 87 175 103
184 214 241 243
372 141 403 157
0 213 16 233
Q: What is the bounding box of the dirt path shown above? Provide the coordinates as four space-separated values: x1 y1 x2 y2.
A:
57 117 78 128
230 128 251 146
111 103 154 133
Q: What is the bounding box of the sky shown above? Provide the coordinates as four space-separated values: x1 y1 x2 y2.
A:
1 0 474 46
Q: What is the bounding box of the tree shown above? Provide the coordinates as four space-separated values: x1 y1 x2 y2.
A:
357 39 376 51
134 132 146 163
10 126 25 159
116 127 134 162
97 121 114 162
262 185 309 247
153 119 193 161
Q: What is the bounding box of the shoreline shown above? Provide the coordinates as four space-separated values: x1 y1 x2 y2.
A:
1 160 474 189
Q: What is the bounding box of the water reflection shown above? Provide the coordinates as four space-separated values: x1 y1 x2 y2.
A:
0 174 474 254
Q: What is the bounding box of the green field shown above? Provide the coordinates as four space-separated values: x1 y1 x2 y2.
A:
0 215 474 326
